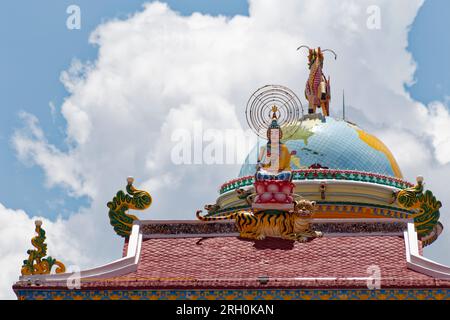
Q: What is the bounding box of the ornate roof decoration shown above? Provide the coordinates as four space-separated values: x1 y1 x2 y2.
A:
222 169 413 194
197 199 322 242
297 45 336 116
395 176 443 246
21 220 65 276
107 177 152 238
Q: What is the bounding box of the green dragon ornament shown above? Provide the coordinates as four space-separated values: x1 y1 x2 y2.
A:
21 220 66 276
107 177 152 238
396 175 443 246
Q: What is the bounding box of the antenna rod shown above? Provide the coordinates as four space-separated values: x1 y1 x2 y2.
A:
342 90 346 121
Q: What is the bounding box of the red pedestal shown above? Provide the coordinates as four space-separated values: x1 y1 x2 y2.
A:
252 180 295 210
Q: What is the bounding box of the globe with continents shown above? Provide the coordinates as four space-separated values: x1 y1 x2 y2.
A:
239 116 403 179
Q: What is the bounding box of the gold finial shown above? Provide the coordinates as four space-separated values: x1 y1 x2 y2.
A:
21 221 66 276
416 175 424 184
271 105 279 120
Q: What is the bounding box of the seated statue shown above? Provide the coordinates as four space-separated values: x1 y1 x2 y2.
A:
256 143 293 181
255 112 293 181
253 107 296 210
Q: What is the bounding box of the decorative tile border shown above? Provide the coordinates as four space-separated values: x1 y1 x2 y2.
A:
15 288 450 300
220 169 413 194
316 202 411 219
212 202 411 218
140 220 406 237
141 222 237 237
311 221 406 234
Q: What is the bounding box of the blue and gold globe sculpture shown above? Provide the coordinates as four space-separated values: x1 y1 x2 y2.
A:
239 117 403 179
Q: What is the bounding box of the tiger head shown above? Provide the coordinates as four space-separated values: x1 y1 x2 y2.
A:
294 199 317 218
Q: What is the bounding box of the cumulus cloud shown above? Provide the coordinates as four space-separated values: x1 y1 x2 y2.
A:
5 0 450 298
14 112 87 196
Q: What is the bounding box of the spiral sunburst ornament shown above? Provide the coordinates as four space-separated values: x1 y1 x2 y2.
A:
245 85 303 139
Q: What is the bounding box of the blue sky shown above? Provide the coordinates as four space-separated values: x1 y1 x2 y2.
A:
407 0 450 105
0 0 248 218
0 0 448 219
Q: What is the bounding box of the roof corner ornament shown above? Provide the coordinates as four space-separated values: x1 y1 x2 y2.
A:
21 220 66 276
297 45 336 117
107 177 152 238
395 175 443 246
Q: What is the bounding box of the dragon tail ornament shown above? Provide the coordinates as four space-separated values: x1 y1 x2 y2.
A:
396 176 443 246
21 220 66 276
107 177 152 238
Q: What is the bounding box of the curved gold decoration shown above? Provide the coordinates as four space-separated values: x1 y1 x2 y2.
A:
21 220 66 276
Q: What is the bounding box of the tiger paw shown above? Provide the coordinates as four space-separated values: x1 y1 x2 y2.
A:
255 234 266 240
239 232 257 240
296 236 308 243
315 231 323 238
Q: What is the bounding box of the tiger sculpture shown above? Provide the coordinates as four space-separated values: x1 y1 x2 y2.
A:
196 199 322 242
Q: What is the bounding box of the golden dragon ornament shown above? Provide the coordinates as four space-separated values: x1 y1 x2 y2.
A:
21 220 65 276
107 177 152 237
395 176 443 246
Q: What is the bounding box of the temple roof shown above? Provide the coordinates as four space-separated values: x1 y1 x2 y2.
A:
71 236 442 289
13 220 450 293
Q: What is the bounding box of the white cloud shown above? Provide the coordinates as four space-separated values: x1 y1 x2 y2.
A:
13 112 88 197
6 0 450 298
424 102 450 164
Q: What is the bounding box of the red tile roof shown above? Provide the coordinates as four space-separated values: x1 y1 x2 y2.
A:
30 235 450 289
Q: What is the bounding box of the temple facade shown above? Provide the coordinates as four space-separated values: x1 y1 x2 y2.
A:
13 47 450 300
